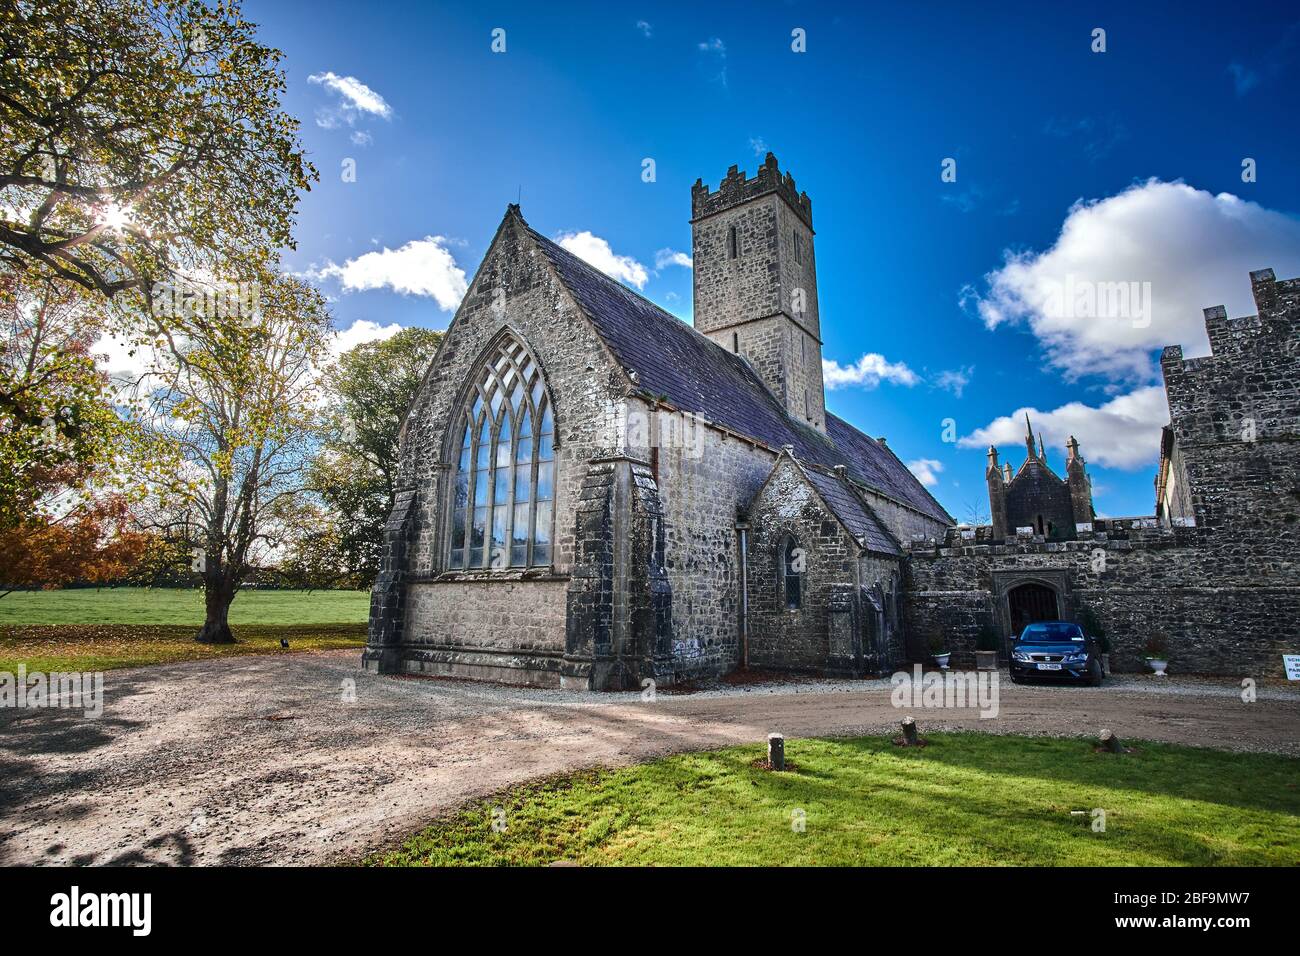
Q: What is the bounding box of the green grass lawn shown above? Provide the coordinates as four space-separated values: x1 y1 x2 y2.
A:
0 587 369 625
0 587 369 673
370 734 1300 867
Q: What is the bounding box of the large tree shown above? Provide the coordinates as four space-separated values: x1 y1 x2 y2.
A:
0 0 315 304
305 327 443 583
132 270 332 643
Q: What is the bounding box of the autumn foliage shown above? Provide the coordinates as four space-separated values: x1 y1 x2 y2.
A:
0 496 150 596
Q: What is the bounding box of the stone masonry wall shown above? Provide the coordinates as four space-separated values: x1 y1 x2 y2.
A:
692 154 826 432
746 457 873 672
625 396 776 678
904 270 1300 679
369 209 634 682
905 519 1298 677
397 579 568 686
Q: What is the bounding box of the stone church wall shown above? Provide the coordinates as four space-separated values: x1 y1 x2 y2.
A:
858 486 949 545
625 398 775 677
745 457 894 672
1004 467 1075 538
370 214 635 680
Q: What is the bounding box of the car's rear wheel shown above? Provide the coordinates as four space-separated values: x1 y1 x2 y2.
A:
1087 658 1103 687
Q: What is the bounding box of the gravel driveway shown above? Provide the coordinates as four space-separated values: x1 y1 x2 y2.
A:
2 650 1297 866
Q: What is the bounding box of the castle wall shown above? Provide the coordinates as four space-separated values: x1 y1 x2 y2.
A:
1161 272 1300 544
909 271 1300 678
904 520 1297 677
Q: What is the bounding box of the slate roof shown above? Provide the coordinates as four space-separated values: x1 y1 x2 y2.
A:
803 465 902 556
526 220 952 526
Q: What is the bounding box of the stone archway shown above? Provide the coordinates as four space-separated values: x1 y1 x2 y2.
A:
1007 581 1060 636
991 569 1072 653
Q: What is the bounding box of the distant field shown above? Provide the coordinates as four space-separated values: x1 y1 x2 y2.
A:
0 587 370 626
0 588 370 672
0 623 366 674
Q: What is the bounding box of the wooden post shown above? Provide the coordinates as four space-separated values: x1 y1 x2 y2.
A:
901 716 919 747
1099 729 1124 753
768 733 785 771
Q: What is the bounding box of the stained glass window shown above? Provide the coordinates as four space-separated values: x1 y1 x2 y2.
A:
449 336 556 570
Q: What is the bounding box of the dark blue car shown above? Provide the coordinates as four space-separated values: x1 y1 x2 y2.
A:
1010 621 1104 686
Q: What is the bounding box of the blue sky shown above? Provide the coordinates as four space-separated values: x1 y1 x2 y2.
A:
252 0 1300 521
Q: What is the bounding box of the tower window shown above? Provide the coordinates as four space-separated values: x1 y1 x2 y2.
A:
732 331 739 353
727 225 737 259
793 231 802 264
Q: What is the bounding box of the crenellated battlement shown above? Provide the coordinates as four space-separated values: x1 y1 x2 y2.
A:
1164 269 1300 377
905 515 1200 559
691 152 814 229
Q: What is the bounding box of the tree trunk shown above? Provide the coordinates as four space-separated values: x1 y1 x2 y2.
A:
767 733 785 771
901 716 919 746
195 571 236 644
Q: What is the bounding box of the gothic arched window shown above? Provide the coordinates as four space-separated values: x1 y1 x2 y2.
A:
449 336 555 570
780 535 803 611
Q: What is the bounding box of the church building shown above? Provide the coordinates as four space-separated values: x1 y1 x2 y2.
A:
365 154 953 690
985 415 1095 541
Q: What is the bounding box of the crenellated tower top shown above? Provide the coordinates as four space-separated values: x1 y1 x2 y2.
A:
692 152 813 230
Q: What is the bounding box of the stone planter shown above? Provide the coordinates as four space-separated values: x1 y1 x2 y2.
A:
1146 657 1169 677
933 652 951 670
975 650 998 672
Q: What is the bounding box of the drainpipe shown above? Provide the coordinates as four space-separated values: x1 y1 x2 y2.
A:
736 521 750 668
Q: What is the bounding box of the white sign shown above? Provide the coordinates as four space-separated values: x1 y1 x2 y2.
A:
1284 655 1300 681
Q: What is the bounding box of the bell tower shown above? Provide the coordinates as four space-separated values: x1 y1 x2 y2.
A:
691 153 826 433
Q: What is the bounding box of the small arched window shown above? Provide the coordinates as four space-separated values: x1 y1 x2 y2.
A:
450 335 555 570
781 536 803 611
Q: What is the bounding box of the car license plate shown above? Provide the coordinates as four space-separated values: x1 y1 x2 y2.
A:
1037 663 1062 671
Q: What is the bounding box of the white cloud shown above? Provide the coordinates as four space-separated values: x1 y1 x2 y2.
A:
907 458 944 488
749 136 769 157
556 231 649 288
958 385 1169 470
350 130 373 147
318 237 468 310
654 247 693 270
697 37 728 87
635 20 652 38
965 179 1300 383
932 366 973 397
332 319 402 356
822 353 919 390
308 71 393 123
